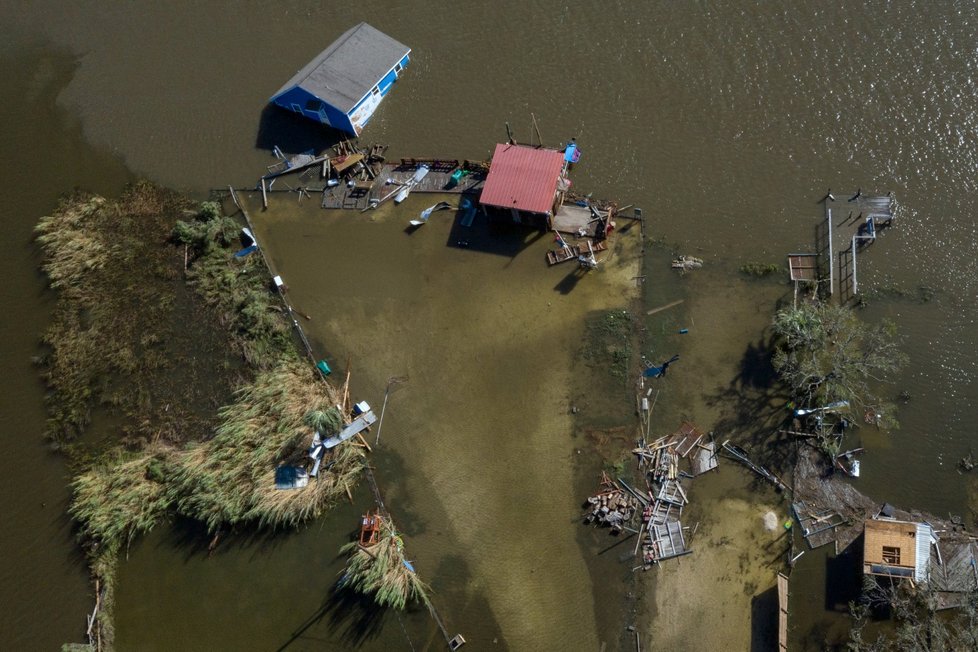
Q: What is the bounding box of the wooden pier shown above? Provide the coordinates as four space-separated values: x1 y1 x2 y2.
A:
817 191 897 302
777 572 789 651
321 159 487 210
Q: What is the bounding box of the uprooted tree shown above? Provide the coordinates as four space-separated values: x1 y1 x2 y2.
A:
771 301 907 428
847 578 978 651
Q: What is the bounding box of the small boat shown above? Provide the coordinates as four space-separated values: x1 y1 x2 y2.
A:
359 511 382 546
410 201 453 226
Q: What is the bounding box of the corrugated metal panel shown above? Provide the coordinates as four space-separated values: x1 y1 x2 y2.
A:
915 523 934 583
479 143 564 214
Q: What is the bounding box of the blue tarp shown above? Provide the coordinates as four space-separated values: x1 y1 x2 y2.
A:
564 142 581 163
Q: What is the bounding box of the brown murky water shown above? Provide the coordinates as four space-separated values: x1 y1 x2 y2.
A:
3 2 978 649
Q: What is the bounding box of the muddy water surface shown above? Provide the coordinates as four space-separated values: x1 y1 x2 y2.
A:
3 1 978 650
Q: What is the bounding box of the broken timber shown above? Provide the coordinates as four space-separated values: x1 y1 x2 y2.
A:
721 441 790 493
547 240 607 265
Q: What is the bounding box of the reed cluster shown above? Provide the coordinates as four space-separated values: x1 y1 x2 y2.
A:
34 183 196 443
170 360 361 531
173 202 293 368
339 517 431 610
38 186 366 650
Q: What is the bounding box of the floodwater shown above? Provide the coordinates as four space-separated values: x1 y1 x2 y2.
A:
2 1 978 650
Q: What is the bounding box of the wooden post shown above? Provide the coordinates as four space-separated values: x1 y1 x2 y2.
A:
826 205 833 296
261 178 268 209
228 185 241 210
530 112 543 147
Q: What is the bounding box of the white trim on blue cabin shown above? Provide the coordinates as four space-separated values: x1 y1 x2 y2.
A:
344 51 411 121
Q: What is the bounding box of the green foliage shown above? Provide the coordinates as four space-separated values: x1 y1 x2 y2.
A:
339 518 431 610
739 261 782 277
33 183 235 444
771 302 907 419
848 581 978 651
174 207 293 369
305 407 343 435
584 310 635 381
61 644 96 652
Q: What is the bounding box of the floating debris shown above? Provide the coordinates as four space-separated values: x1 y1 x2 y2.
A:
671 255 703 271
642 354 679 378
410 200 453 226
547 239 607 266
582 472 640 534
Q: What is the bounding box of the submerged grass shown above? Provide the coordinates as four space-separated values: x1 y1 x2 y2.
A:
339 517 431 610
38 185 368 650
583 309 635 381
173 202 293 368
35 184 195 444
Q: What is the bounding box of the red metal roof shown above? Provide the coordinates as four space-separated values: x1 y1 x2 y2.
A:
479 143 564 214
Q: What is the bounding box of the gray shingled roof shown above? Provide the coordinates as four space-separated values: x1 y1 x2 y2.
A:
273 23 410 114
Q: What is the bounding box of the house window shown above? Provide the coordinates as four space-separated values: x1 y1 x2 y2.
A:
290 103 302 114
372 86 380 96
882 546 901 565
395 63 402 73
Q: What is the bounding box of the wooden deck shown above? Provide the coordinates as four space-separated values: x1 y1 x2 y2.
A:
792 500 847 549
546 240 607 265
690 441 719 476
777 572 789 651
819 192 896 302
321 160 487 210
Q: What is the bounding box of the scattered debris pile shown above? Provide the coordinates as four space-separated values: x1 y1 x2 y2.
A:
671 255 703 271
629 422 719 567
583 472 640 534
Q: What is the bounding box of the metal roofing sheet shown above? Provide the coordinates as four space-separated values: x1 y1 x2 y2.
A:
479 143 564 214
274 23 410 113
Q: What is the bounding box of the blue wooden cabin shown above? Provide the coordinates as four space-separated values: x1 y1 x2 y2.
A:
269 23 410 136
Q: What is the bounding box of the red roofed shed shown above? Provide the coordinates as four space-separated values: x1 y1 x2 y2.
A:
480 143 565 226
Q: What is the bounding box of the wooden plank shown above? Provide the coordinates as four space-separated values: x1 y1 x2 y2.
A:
778 572 789 651
646 299 684 316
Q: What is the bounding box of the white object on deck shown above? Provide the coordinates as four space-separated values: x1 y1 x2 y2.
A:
394 165 431 205
273 275 285 289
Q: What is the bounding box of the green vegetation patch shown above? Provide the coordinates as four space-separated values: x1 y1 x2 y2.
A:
171 360 360 531
772 301 907 425
584 309 635 381
739 261 782 278
35 183 238 446
39 186 366 650
173 202 294 369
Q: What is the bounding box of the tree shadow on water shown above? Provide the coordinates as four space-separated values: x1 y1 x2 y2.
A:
276 582 388 651
705 333 795 476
